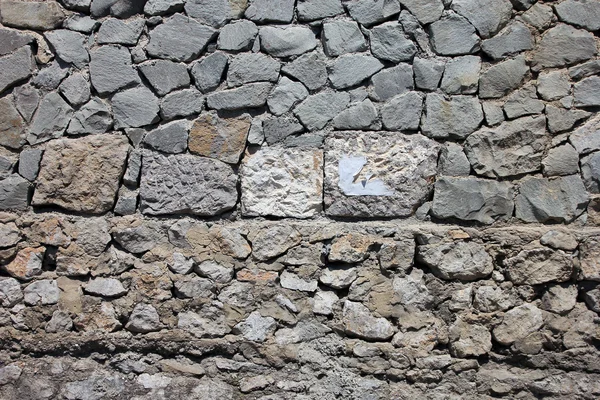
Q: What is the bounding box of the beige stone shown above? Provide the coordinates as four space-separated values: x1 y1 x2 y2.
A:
329 233 373 263
189 111 250 164
0 1 66 30
579 236 600 281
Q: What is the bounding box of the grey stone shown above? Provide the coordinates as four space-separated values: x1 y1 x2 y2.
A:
343 300 395 340
413 58 445 91
245 0 294 23
281 52 328 91
125 128 146 147
369 63 414 102
381 91 424 131
160 89 204 120
493 303 543 345
440 55 481 95
85 278 127 297
0 97 26 149
144 0 185 15
126 303 162 333
67 98 113 135
250 224 301 261
449 319 492 357
481 22 534 60
143 120 189 154
584 288 600 313
322 19 367 57
191 52 228 93
482 101 505 126
333 99 380 130
74 217 111 256
0 278 23 307
0 1 65 30
515 175 589 223
195 260 233 283
555 0 600 31
259 26 318 58
421 93 483 139
582 152 600 193
32 60 69 91
569 114 600 154
184 0 246 28
46 310 73 333
123 149 142 186
247 119 264 145
18 149 43 182
44 29 89 69
177 309 230 337
234 311 276 342
569 60 600 81
452 0 512 38
540 231 579 252
543 144 580 177
113 221 164 254
227 53 281 87
274 320 331 344
503 83 545 119
147 13 217 62
542 284 578 315
297 0 344 21
90 0 146 18
12 84 39 123
320 266 357 289
418 241 493 281
28 92 73 145
23 279 59 305
206 82 272 110
89 45 140 95
139 60 190 96
431 177 514 224
280 271 318 292
313 290 339 315
59 73 91 107
63 15 99 33
521 2 553 30
479 55 529 99
112 87 160 129
168 252 194 274
346 0 401 27
532 24 597 70
429 13 481 56
399 0 443 25
0 28 33 56
0 46 34 95
370 22 417 63
538 70 571 101
294 91 350 131
547 105 591 134
140 151 237 216
574 76 600 107
329 54 383 89
217 20 258 51
267 77 308 116
174 276 213 298
439 143 471 176
262 116 304 144
98 18 145 45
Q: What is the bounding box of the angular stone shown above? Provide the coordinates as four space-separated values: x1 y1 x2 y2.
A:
66 98 113 135
28 92 73 145
206 82 272 110
574 76 600 107
59 73 91 107
140 151 237 216
370 22 417 63
0 1 65 30
218 20 258 51
24 279 59 305
569 60 600 81
126 303 162 333
177 309 230 337
540 231 579 252
189 111 249 164
413 58 445 91
139 60 190 96
298 0 343 21
0 278 22 307
112 220 163 254
515 175 589 223
343 300 395 340
241 147 323 218
322 19 367 57
421 93 483 139
521 2 553 30
144 0 185 15
267 77 308 116
329 54 383 89
0 174 29 211
449 319 492 357
12 84 39 123
143 120 189 154
399 0 443 25
250 224 301 262
532 24 597 70
234 311 276 342
195 260 234 283
227 53 280 87
452 0 512 39
543 144 580 177
45 29 89 69
429 13 480 56
84 278 127 297
90 0 146 18
259 26 318 58
506 247 573 285
582 152 600 193
538 70 571 101
33 135 129 213
503 83 545 119
320 266 357 289
418 241 493 281
98 18 144 45
63 14 99 32
281 52 327 91
184 0 246 28
122 149 142 186
112 86 160 129
0 222 20 248
294 91 350 131
262 116 304 144
0 47 34 95
174 275 213 298
0 97 25 149
482 22 534 60
333 99 380 130
546 105 591 134
479 55 529 99
439 143 471 176
493 303 543 345
245 0 294 23
370 63 414 102
160 89 204 120
0 28 33 56
191 52 228 93
32 60 69 91
570 115 600 154
313 290 339 315
280 271 318 292
440 56 481 95
432 177 514 224
580 236 600 281
541 284 577 315
325 131 439 217
3 247 44 281
329 233 372 263
89 45 140 95
346 0 401 27
555 0 600 31
147 14 217 62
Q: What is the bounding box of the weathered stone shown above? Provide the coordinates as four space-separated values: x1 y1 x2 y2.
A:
139 60 190 96
439 143 471 176
481 21 534 60
440 56 481 95
206 82 272 110
63 14 99 32
147 14 217 62
24 279 59 305
143 120 189 154
543 144 580 177
413 58 445 91
0 222 20 248
574 76 600 108
189 111 249 164
429 13 480 56
449 319 492 357
329 233 372 263
242 148 323 218
174 275 213 298
532 24 597 70
126 303 162 333
185 0 246 27
114 188 138 215
298 0 343 21
294 91 349 131
267 77 308 116
570 114 600 154
506 247 573 285
112 220 163 254
122 149 142 186
45 310 72 332
84 278 127 297
313 290 339 316
227 53 280 87
325 131 439 217
250 224 301 261
333 99 380 130
160 89 204 120
515 175 589 223
503 83 545 119
32 60 68 91
259 26 318 58
399 0 443 25
59 73 91 107
195 260 233 283
281 52 327 91
0 278 22 307
370 64 414 102
493 303 543 345
0 1 65 30
479 55 529 99
3 247 44 281
245 0 293 23
370 22 416 63
144 0 185 15
98 18 144 45
452 0 512 38
521 2 553 30
262 116 304 144
580 236 600 281
346 0 401 27
343 300 395 340
218 20 258 51
421 93 483 139
234 311 276 342
112 86 160 129
28 92 73 145
582 152 600 193
45 29 89 69
33 135 129 214
569 60 600 81
320 266 357 289
177 309 230 337
0 97 26 149
542 284 578 315
191 52 228 93
89 45 140 95
547 105 591 134
432 177 514 224
322 19 367 57
67 98 113 135
279 271 318 292
0 28 33 56
538 70 571 101
12 84 39 123
418 241 493 281
330 54 384 89
90 0 146 18
584 288 600 313
555 0 600 31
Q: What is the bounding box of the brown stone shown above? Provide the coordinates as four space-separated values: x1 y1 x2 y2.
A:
27 216 72 248
329 233 373 263
579 236 600 281
0 1 66 30
0 97 25 149
189 111 250 164
57 277 82 314
3 246 45 281
237 269 278 283
33 135 130 214
56 243 103 277
210 226 252 259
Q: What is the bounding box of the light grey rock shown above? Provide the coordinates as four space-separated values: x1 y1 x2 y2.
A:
140 151 237 216
160 89 204 120
177 308 230 337
67 98 113 135
481 21 534 60
320 266 357 289
126 303 162 333
582 152 600 193
147 13 217 62
538 70 571 101
313 290 339 315
493 303 543 345
44 29 89 68
325 131 439 217
399 0 443 25
507 247 573 285
569 60 600 81
479 55 529 98
369 63 414 102
0 28 33 56
482 101 505 126
521 2 553 30
126 128 146 147
333 99 380 130
18 149 42 182
329 54 383 89
281 52 328 91
123 149 142 186
168 252 194 274
574 76 600 107
542 284 578 315
74 217 111 256
31 60 68 90
234 311 277 342
280 271 318 292
112 87 160 129
144 0 185 15
392 269 433 310
370 21 417 63
267 77 308 116
227 53 280 87
555 0 600 31
439 143 471 176
245 0 294 23
515 175 589 223
294 91 350 131
12 84 39 124
63 15 99 33
381 91 423 131
297 0 343 21
0 46 34 95
112 221 164 254
191 52 228 93
262 116 304 144
0 278 23 307
440 55 481 94
195 260 233 283
421 93 483 139
250 224 301 261
543 144 580 177
59 73 91 107
143 120 189 154
218 20 258 51
114 188 138 215
432 177 514 224
139 60 190 96
322 19 367 57
569 114 600 154
174 276 213 298
89 45 140 95
184 0 246 27
206 82 273 110
452 0 512 38
24 279 59 305
188 111 250 164
98 18 144 45
449 319 492 357
247 119 264 145
346 0 401 27
429 13 481 56
503 83 545 119
418 241 493 281
413 58 445 91
274 320 331 344
547 105 591 134
540 231 579 252
28 92 73 144
532 24 597 70
343 300 395 340
90 0 146 18
85 278 127 297
46 310 73 333
584 288 600 313
259 26 318 58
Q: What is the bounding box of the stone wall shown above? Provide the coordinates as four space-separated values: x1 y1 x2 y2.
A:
0 0 600 398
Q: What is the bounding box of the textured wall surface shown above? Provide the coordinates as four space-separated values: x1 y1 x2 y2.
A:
0 0 600 398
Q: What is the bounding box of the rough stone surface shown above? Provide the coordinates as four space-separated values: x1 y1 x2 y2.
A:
342 300 395 340
346 0 401 27
574 76 600 108
259 26 317 58
28 92 73 145
418 241 493 281
206 83 272 110
267 77 308 116
112 87 160 129
89 45 140 95
218 20 258 51
479 55 529 99
493 303 543 345
381 91 423 131
143 120 189 154
125 303 162 333
227 53 280 87
44 30 89 68
506 247 573 285
297 0 343 21
281 52 327 91
0 1 65 30
429 13 480 56
0 97 26 149
532 24 597 70
294 91 350 131
329 54 384 89
452 0 512 39
481 22 534 60
67 98 113 135
160 89 204 120
440 56 481 95
189 111 249 164
370 22 417 63
139 60 190 96
555 0 600 31
421 93 483 139
370 63 414 102
322 19 366 57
